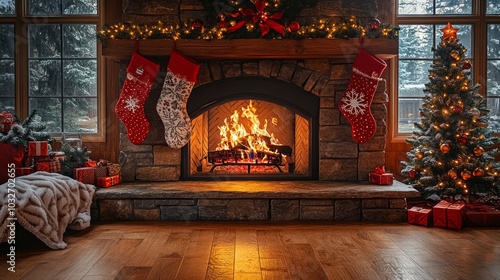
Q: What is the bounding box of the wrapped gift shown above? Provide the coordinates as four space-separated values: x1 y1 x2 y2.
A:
433 200 452 228
0 142 25 184
369 166 393 185
35 160 51 172
96 175 121 188
84 160 97 167
466 204 500 227
0 111 14 133
73 167 96 184
16 167 34 176
408 206 433 226
28 141 49 157
94 166 107 181
106 163 121 177
447 201 466 229
49 151 65 161
48 159 61 173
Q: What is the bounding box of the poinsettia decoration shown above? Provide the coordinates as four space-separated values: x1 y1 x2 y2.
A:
227 0 285 36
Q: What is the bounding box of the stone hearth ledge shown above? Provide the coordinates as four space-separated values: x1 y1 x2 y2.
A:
94 180 419 200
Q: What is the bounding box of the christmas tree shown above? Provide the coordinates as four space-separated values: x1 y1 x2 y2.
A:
401 23 500 201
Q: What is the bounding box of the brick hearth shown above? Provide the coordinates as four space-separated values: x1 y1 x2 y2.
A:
91 181 419 222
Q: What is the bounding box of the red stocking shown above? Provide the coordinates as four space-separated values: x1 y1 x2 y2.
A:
338 47 387 143
115 47 160 145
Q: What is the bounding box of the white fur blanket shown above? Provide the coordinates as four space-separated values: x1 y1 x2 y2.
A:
0 172 95 249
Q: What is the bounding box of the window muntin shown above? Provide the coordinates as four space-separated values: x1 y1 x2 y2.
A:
0 24 14 113
398 0 473 15
28 0 97 15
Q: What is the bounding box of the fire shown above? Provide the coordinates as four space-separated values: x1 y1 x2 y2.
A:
217 100 280 154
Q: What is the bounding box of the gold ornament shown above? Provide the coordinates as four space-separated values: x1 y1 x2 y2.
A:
440 143 451 153
469 108 480 119
472 168 484 177
473 146 484 157
450 50 460 60
461 170 472 180
477 122 488 128
415 151 424 160
448 169 458 179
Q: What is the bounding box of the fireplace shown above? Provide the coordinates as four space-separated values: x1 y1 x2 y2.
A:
182 76 319 180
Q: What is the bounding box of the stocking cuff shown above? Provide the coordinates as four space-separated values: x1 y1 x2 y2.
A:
168 48 200 83
127 51 160 83
353 48 387 79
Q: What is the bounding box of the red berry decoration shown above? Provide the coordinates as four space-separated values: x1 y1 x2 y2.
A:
217 14 228 29
368 18 380 30
287 21 301 32
453 106 463 114
463 61 472 70
409 169 416 178
191 20 204 30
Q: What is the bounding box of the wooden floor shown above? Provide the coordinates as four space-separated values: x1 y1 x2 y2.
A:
1 222 499 280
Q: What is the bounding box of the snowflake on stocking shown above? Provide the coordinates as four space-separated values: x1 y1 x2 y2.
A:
124 96 140 113
340 88 368 116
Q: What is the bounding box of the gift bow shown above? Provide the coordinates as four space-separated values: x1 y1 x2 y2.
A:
373 166 386 174
227 0 285 36
0 111 13 124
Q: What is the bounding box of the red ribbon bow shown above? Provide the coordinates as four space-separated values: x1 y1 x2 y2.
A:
374 166 386 174
227 0 285 36
0 111 13 124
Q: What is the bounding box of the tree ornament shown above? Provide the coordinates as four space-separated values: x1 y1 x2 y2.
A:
453 106 463 114
461 170 472 180
450 50 460 60
415 151 424 160
217 14 229 28
448 169 458 179
409 169 416 178
191 20 205 31
287 21 300 32
469 108 480 119
440 22 458 39
473 168 484 177
477 122 488 128
463 61 472 70
473 146 484 157
458 136 467 145
368 18 380 30
440 142 451 153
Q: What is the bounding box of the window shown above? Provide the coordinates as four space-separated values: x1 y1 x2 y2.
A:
0 0 103 140
396 0 500 135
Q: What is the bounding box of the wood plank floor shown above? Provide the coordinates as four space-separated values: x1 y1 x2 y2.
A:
1 222 500 280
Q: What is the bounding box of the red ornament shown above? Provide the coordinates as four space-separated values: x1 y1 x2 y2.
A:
463 61 472 70
409 169 416 179
368 18 381 30
217 14 229 29
458 136 467 145
453 106 463 114
287 21 300 32
191 20 205 30
461 170 472 181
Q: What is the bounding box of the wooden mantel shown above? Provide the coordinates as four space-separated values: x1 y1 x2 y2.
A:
100 38 398 61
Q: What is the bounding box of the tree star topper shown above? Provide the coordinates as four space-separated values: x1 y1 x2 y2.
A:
441 22 458 39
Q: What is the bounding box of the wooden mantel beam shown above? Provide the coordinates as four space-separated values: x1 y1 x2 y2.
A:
101 38 398 61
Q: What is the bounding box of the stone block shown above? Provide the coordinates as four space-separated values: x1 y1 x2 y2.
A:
311 74 329 96
303 72 322 92
390 198 407 209
362 209 407 222
359 136 387 152
335 199 361 221
209 61 223 80
243 62 258 76
155 199 196 206
99 200 133 221
319 159 357 181
319 142 358 159
118 152 136 182
320 81 336 97
199 199 268 220
258 60 273 77
319 125 353 142
330 64 351 80
222 63 241 78
320 97 336 108
300 206 334 220
136 166 180 181
362 199 389 209
320 108 340 126
358 152 385 181
300 199 334 206
134 199 156 209
277 64 296 81
270 60 281 77
271 200 299 220
120 134 153 153
196 63 212 86
160 206 198 220
134 152 154 166
198 199 230 207
154 146 181 165
134 209 161 220
304 59 331 73
292 67 313 87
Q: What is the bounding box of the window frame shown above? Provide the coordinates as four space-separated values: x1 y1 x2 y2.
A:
0 0 105 142
391 0 499 142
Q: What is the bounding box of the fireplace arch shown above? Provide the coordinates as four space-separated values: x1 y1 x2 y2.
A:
181 76 319 180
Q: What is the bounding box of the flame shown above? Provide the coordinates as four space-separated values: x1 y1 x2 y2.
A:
217 100 280 154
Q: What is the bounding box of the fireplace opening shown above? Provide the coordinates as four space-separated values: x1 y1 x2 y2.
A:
181 76 319 180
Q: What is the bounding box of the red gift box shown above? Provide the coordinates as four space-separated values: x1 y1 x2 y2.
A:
28 141 49 157
36 161 51 172
106 163 121 177
408 206 433 226
97 175 121 188
49 159 61 173
447 201 466 229
466 204 500 227
15 167 34 176
369 166 393 185
49 151 65 161
94 166 107 181
84 160 97 167
0 111 14 133
73 167 96 185
433 200 452 228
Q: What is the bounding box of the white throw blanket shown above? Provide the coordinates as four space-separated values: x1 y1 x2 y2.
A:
0 172 95 249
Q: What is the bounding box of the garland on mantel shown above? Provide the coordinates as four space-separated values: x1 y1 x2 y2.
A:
98 0 398 41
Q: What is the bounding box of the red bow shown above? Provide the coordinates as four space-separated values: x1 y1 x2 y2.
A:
0 111 13 124
227 0 285 36
374 166 386 174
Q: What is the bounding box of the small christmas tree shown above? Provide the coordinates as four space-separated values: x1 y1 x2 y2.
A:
401 23 500 201
0 110 53 147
